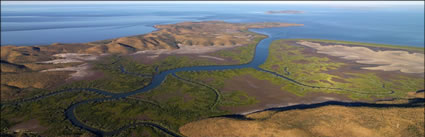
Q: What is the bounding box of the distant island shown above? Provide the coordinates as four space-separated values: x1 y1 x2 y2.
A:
266 10 304 14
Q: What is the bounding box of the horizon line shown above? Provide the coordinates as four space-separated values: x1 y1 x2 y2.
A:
2 1 424 6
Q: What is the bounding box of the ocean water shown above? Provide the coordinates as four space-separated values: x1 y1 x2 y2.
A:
1 3 424 47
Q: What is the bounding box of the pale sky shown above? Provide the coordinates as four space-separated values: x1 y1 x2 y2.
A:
2 1 424 6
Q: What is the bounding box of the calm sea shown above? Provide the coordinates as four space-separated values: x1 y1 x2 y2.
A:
1 4 424 47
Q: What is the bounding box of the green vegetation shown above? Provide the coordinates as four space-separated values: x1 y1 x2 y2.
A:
0 33 265 136
71 67 312 136
141 33 266 73
150 55 218 72
211 33 266 64
220 90 258 106
1 71 71 101
177 68 293 105
171 73 222 110
114 125 172 137
1 91 104 136
74 75 226 135
1 37 423 136
134 76 216 112
260 39 424 99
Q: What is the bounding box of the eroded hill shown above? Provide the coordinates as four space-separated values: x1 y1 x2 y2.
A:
0 21 302 101
1 21 303 63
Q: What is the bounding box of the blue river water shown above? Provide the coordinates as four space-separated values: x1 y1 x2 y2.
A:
0 25 409 136
2 3 423 136
58 29 277 136
1 3 424 47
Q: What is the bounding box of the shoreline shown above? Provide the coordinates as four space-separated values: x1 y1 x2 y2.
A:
2 21 424 137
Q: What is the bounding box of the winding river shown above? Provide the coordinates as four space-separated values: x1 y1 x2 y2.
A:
5 28 399 136
62 28 399 136
63 29 278 137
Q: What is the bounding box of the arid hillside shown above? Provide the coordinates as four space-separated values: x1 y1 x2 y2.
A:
180 92 424 137
1 21 302 63
101 21 302 52
0 21 302 101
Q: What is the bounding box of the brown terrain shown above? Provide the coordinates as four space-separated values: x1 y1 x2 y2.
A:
277 40 424 80
0 21 302 101
2 20 423 137
128 45 240 65
219 74 352 114
1 21 303 63
297 41 425 73
178 39 424 137
208 40 423 115
180 93 424 137
9 119 48 133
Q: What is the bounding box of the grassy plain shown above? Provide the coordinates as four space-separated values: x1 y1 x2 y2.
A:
73 75 224 136
260 39 424 99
